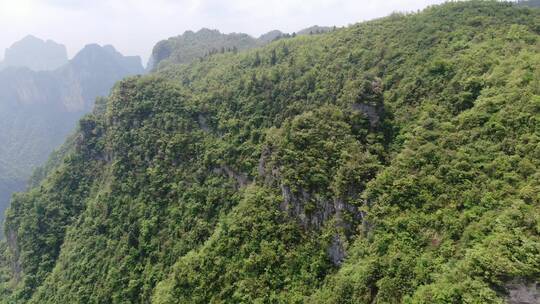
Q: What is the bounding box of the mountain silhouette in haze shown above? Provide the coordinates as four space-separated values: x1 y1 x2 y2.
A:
0 37 144 232
0 35 68 72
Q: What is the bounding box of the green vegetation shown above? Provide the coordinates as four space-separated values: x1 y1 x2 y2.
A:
1 1 539 303
148 28 260 70
148 26 336 70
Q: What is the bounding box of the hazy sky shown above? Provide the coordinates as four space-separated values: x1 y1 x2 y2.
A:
0 0 447 64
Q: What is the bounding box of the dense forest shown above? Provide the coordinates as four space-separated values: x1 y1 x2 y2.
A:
0 1 539 303
148 28 259 70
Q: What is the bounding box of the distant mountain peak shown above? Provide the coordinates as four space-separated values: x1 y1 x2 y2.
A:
297 25 335 35
258 30 285 43
196 28 220 34
147 29 259 70
71 44 142 68
1 35 68 72
19 34 41 42
0 40 145 227
77 43 118 53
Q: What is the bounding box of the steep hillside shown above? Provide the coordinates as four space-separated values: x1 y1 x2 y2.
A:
1 2 539 303
0 44 144 233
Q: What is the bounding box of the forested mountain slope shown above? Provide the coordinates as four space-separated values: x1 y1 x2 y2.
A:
148 28 260 70
1 2 539 303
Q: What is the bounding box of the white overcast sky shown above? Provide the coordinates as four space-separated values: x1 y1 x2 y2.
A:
0 0 448 64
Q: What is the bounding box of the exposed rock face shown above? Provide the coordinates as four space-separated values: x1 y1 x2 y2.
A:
278 184 363 230
213 166 251 189
1 35 68 72
259 143 366 266
328 234 346 265
341 76 385 128
5 227 21 282
197 114 211 132
147 40 173 71
505 280 539 304
276 183 365 266
352 103 381 127
256 105 382 266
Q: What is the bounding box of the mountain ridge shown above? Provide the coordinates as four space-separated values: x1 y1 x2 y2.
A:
148 25 336 70
1 1 539 303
